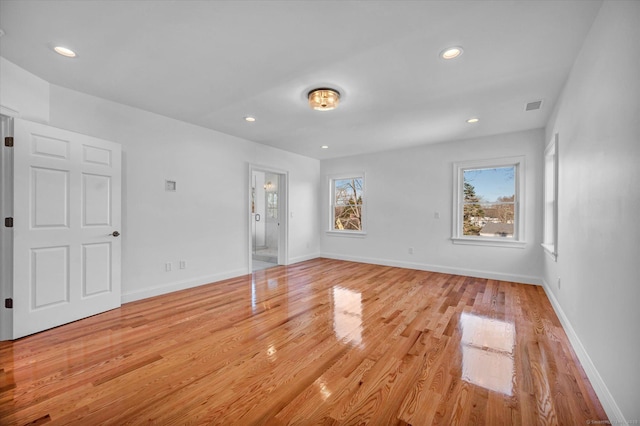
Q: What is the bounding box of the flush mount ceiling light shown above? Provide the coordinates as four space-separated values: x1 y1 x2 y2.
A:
308 88 340 111
244 116 256 122
321 145 329 149
440 46 463 60
53 46 77 58
466 117 479 123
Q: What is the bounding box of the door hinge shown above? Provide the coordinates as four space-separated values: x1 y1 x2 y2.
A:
4 217 13 228
4 137 13 147
4 298 12 309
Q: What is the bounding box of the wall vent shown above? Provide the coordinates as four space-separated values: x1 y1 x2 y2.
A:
525 100 543 111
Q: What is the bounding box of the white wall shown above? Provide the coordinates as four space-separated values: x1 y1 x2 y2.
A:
1 57 321 304
47 84 321 301
0 57 49 122
320 128 544 284
0 57 51 340
543 1 640 422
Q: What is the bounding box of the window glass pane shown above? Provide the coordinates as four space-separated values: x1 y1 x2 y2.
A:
463 167 515 237
333 177 363 231
543 139 557 253
267 192 277 219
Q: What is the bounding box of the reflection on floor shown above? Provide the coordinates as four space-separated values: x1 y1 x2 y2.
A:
459 312 516 395
252 259 277 272
253 247 277 264
0 259 608 424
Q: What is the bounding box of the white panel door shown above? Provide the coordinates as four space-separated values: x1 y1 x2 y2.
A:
12 119 121 338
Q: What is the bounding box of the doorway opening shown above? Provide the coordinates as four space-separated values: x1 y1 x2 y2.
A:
250 167 287 272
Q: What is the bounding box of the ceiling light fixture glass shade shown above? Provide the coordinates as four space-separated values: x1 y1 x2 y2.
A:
308 88 340 111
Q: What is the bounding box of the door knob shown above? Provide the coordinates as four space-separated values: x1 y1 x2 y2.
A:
111 231 120 237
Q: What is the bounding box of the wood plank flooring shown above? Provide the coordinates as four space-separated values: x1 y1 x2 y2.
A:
0 258 607 425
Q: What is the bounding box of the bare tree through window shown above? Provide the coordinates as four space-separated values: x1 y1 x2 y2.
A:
333 177 363 231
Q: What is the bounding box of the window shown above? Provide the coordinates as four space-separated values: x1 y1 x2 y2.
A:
452 156 525 247
542 135 558 259
329 174 365 234
266 192 278 219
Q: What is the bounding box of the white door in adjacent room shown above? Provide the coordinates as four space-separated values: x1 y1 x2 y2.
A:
11 118 122 338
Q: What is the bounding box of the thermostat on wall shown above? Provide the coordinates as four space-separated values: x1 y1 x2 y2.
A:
165 180 176 191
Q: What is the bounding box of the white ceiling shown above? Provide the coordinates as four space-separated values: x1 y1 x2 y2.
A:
0 0 602 160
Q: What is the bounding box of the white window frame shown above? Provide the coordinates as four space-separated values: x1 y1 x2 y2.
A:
327 172 366 237
542 134 558 260
452 156 526 248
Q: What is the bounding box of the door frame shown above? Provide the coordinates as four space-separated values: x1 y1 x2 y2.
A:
0 114 14 340
248 164 288 272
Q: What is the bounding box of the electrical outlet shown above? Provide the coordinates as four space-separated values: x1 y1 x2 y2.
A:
179 260 186 269
408 247 414 255
165 262 172 272
434 211 440 219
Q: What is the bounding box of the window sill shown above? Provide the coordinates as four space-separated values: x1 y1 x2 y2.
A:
541 243 558 261
326 230 367 238
451 237 526 248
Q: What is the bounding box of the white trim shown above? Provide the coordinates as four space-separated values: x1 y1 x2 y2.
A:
452 237 526 248
542 134 559 260
452 156 525 244
541 243 557 260
288 253 321 265
0 115 14 341
248 164 289 272
121 268 247 304
0 105 20 118
321 252 542 285
325 230 367 238
542 280 627 424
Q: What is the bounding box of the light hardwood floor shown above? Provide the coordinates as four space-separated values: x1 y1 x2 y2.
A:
0 258 607 425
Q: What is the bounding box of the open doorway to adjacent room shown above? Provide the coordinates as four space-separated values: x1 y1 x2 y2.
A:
249 166 287 272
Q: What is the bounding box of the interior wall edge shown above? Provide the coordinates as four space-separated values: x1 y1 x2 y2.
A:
321 252 542 286
541 279 626 424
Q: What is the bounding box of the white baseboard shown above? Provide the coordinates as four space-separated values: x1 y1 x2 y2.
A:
287 252 321 265
121 252 323 304
321 252 542 285
121 268 247 304
542 280 626 424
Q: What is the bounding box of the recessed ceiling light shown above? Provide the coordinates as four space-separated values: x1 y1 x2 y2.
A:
53 46 77 58
440 46 463 60
466 117 479 123
321 145 329 149
244 116 256 122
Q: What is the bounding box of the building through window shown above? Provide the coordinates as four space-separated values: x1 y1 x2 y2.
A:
453 157 525 247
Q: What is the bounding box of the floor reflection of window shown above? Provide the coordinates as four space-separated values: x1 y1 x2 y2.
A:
332 286 362 346
459 312 515 395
